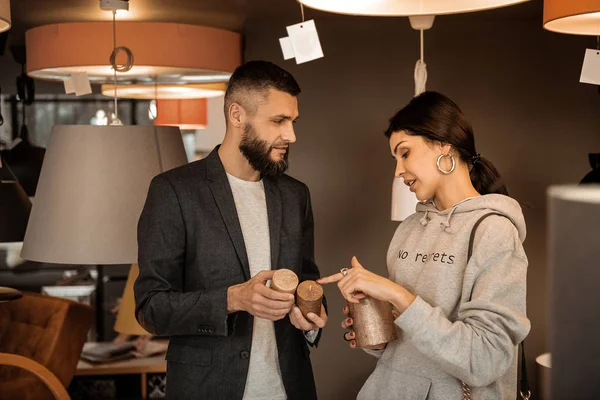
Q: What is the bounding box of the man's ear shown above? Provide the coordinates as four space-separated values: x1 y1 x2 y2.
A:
228 103 245 128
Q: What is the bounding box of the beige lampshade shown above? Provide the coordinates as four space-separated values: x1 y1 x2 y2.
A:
100 83 227 100
21 125 188 264
114 264 149 335
0 0 10 33
154 99 208 130
543 0 600 35
26 22 241 83
298 0 529 16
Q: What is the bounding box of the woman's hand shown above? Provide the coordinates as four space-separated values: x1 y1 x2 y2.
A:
341 305 397 350
317 256 416 312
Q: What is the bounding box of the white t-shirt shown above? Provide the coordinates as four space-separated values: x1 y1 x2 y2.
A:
227 172 287 400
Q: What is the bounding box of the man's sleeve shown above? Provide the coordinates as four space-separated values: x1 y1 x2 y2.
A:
134 174 236 337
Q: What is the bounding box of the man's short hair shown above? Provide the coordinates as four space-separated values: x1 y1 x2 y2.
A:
224 61 301 119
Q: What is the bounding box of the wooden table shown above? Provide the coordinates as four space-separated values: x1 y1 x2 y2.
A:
76 352 167 399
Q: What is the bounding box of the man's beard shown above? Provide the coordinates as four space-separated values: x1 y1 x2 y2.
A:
239 122 289 177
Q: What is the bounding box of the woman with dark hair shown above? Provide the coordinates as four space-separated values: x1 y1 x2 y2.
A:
319 92 530 400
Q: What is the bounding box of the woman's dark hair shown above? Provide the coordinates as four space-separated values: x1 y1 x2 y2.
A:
384 91 508 196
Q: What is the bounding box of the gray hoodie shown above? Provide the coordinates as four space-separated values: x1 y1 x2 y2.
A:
358 195 530 400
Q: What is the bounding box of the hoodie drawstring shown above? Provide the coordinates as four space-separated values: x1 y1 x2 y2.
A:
420 210 430 226
439 205 458 233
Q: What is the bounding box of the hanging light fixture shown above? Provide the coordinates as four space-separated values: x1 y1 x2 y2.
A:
297 0 529 16
543 0 600 35
0 0 10 33
25 22 241 84
100 82 227 99
153 99 208 130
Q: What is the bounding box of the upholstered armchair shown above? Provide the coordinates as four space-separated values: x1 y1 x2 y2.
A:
0 292 93 399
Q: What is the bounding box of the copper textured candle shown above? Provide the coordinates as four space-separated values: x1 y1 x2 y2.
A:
348 296 397 348
296 280 323 318
271 269 299 294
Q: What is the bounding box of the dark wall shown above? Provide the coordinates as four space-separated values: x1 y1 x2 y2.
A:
245 9 600 400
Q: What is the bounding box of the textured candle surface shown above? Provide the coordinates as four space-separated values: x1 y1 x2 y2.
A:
349 296 397 348
271 269 299 294
296 280 323 318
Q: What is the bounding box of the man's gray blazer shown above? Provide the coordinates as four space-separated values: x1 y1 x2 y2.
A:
135 146 322 399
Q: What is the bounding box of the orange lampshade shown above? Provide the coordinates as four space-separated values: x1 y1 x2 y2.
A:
26 22 241 83
154 99 208 130
114 264 150 336
544 0 600 35
100 83 227 100
0 0 11 33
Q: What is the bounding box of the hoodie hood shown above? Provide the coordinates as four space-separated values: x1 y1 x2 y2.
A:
415 194 526 242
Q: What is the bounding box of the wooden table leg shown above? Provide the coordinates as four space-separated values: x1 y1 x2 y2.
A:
141 372 147 399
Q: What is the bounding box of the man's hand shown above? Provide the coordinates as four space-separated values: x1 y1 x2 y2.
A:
228 270 295 321
289 304 328 331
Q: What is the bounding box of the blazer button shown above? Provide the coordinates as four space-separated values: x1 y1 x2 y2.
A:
240 350 250 359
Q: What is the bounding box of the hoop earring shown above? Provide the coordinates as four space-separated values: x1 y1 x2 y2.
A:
437 154 455 174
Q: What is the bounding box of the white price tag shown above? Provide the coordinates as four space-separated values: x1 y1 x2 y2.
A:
580 49 600 85
279 37 295 60
283 19 324 64
64 72 92 96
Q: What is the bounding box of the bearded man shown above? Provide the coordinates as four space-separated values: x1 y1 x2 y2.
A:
135 60 327 400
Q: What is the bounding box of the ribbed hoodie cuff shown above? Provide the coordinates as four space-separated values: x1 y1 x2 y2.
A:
394 295 431 336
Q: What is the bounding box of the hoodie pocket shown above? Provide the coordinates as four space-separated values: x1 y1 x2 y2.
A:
357 362 432 400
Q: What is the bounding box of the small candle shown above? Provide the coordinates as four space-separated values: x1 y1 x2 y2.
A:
296 280 323 318
271 269 299 294
348 296 397 348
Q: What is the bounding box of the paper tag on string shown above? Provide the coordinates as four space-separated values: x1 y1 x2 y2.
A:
279 37 295 60
580 49 600 85
283 19 324 64
64 72 92 96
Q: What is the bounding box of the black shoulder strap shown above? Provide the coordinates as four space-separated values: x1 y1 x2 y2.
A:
468 212 530 399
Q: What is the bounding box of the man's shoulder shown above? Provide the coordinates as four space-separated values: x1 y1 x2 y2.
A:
154 158 208 186
274 173 309 194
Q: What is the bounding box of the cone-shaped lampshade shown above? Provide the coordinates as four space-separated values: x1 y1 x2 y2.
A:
114 264 149 335
0 0 11 33
544 0 600 35
154 99 208 130
299 0 529 16
391 177 419 221
0 159 31 243
21 125 188 264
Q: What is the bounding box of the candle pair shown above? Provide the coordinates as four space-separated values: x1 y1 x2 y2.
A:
271 268 397 348
271 269 323 319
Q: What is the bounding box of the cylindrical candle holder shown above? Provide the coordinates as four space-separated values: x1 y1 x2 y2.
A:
271 269 298 294
348 296 397 348
296 280 323 318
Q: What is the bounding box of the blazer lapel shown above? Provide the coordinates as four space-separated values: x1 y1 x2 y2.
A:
264 177 282 271
206 148 251 280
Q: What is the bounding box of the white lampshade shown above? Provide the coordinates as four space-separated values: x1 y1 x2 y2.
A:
0 0 10 33
298 0 529 16
547 185 600 399
391 177 419 221
21 125 188 265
